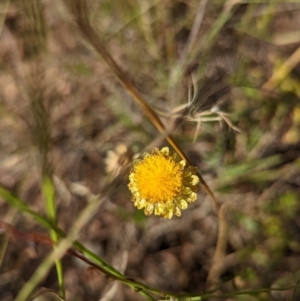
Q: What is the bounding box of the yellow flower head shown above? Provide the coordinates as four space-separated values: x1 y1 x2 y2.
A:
128 147 199 219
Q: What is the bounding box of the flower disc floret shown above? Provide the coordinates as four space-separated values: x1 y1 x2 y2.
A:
128 147 199 219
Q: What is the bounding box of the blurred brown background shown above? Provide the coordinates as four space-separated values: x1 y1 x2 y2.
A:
1 1 300 300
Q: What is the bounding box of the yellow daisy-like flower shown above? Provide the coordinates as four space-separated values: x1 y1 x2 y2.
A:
128 147 199 219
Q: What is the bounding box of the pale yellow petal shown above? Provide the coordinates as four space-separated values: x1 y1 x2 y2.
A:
190 175 199 185
177 199 188 210
163 210 173 219
174 206 182 217
136 199 146 209
144 204 154 216
160 147 170 156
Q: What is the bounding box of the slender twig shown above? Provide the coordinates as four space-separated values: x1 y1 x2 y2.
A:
0 0 11 34
179 0 208 65
262 45 300 92
206 203 229 289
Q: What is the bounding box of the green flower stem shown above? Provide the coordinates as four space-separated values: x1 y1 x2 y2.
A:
15 194 102 301
42 176 65 298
